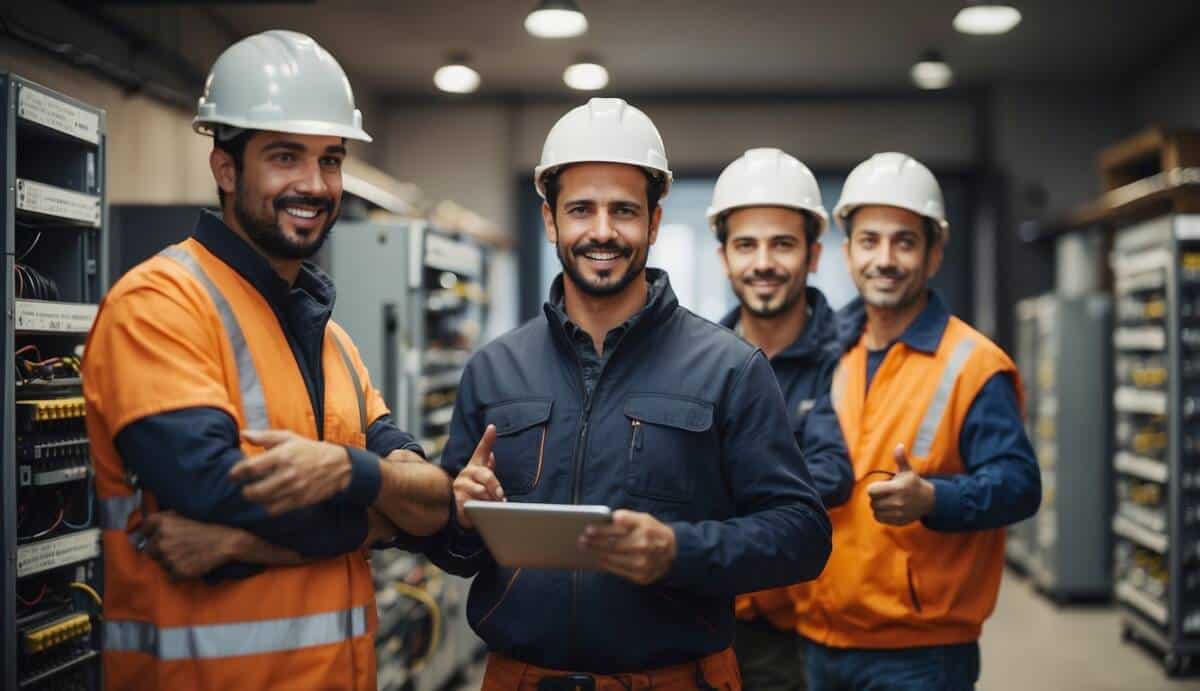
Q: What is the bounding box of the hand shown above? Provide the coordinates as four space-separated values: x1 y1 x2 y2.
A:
866 444 936 526
578 509 677 585
229 429 352 516
136 511 242 580
453 425 504 530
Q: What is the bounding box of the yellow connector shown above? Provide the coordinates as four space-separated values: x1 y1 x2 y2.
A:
17 397 86 422
22 613 91 654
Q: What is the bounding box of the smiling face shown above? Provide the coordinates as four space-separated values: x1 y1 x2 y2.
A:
844 205 943 311
542 162 662 297
212 131 346 260
719 206 820 319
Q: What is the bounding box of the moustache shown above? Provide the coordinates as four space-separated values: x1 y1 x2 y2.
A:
744 271 789 284
572 242 632 258
274 195 335 214
864 266 907 280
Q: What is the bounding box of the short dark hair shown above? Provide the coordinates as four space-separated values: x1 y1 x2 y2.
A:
715 208 819 247
213 129 255 205
542 165 667 219
845 207 940 251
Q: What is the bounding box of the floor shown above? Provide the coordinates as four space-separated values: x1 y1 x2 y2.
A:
450 571 1200 690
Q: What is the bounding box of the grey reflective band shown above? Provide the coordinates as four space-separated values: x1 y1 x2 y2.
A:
159 246 269 430
330 332 367 435
104 605 368 660
911 338 977 458
99 492 141 531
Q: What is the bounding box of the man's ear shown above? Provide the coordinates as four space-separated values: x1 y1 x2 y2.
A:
647 205 663 247
211 148 238 198
541 202 558 245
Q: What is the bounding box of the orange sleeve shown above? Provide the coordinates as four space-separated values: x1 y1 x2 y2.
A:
83 269 237 438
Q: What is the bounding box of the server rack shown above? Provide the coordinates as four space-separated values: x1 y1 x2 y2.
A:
1008 298 1043 574
331 218 486 690
1111 212 1200 675
1013 293 1113 600
2 74 107 691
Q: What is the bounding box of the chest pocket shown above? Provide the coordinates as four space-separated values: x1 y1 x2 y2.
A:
624 394 714 503
484 399 553 496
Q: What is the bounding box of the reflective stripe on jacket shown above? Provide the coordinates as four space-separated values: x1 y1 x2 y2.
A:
795 314 1021 648
84 238 379 690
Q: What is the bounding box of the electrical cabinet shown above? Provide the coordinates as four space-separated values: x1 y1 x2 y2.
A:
331 218 486 690
2 73 107 691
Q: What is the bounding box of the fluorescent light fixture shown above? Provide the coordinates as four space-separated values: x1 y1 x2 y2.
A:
911 51 953 90
434 58 480 94
954 3 1022 35
563 60 609 91
525 0 588 39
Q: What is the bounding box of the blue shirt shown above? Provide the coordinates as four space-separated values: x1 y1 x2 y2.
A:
114 212 426 579
846 292 1040 532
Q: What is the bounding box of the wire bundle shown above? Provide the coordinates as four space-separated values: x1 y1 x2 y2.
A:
14 345 81 384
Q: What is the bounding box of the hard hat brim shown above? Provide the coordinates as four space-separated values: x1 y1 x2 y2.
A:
706 202 830 237
534 160 673 200
833 202 950 239
194 116 373 143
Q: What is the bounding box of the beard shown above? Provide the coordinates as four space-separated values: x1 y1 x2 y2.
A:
557 238 647 297
856 265 925 310
734 270 806 319
233 177 339 260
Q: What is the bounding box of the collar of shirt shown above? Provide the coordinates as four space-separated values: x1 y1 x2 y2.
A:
191 209 337 317
545 267 671 353
837 290 952 355
721 286 837 363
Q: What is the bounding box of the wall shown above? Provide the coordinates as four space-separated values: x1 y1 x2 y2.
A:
1133 24 1200 129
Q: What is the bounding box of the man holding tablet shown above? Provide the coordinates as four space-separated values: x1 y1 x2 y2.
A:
429 98 832 690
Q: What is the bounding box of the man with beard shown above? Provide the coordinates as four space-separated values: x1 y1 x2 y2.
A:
430 98 832 690
709 148 852 690
794 153 1040 690
82 31 451 690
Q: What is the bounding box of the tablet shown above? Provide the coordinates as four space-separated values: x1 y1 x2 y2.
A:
464 501 613 570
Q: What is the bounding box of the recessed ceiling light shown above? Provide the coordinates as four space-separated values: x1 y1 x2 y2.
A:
525 0 588 39
954 3 1022 35
434 55 480 94
563 59 609 91
911 51 953 90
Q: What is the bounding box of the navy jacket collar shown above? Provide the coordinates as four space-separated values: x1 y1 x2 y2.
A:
544 268 677 344
191 210 337 314
836 290 951 355
720 287 837 362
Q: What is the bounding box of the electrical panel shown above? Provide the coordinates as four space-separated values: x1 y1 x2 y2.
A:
1111 213 1200 675
1011 293 1113 601
331 218 486 689
2 74 107 691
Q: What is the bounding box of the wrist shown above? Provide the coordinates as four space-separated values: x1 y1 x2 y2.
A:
918 478 937 517
225 530 254 562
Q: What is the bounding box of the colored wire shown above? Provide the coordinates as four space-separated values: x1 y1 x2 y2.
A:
18 507 65 541
69 582 103 607
392 581 442 670
63 489 94 530
16 583 48 607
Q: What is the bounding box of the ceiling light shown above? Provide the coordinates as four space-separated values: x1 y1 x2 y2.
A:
563 59 609 91
953 3 1022 35
434 54 480 94
525 0 588 39
911 51 953 90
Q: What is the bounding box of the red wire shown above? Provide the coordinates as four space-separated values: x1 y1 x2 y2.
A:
17 583 48 607
14 345 39 358
26 357 62 368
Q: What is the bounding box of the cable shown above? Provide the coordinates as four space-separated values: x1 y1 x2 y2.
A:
16 583 48 607
63 489 94 530
69 582 103 608
17 231 42 262
18 506 65 542
392 581 442 670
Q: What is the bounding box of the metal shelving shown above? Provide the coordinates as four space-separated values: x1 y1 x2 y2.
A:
1111 212 1200 675
2 73 106 691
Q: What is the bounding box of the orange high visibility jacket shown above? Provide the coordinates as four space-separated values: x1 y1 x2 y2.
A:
794 315 1021 648
83 238 384 690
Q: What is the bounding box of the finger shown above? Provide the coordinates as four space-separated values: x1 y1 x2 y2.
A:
455 479 492 501
461 466 505 500
866 480 899 499
894 443 912 474
241 429 294 449
135 513 163 541
582 522 635 540
580 533 643 555
228 449 285 482
242 467 299 504
595 553 653 583
469 426 498 466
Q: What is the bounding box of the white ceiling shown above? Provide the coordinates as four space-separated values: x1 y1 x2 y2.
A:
197 0 1199 97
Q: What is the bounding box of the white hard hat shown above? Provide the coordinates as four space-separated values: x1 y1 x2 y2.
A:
194 30 371 142
706 148 828 236
833 152 948 241
534 98 672 199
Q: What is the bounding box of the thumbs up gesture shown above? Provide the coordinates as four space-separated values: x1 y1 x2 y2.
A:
452 425 505 530
865 444 937 526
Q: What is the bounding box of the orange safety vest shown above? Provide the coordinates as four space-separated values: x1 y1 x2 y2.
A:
794 316 1021 648
83 239 386 690
734 587 796 632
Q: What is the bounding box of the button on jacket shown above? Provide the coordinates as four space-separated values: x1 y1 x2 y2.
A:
720 286 852 631
428 269 832 673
